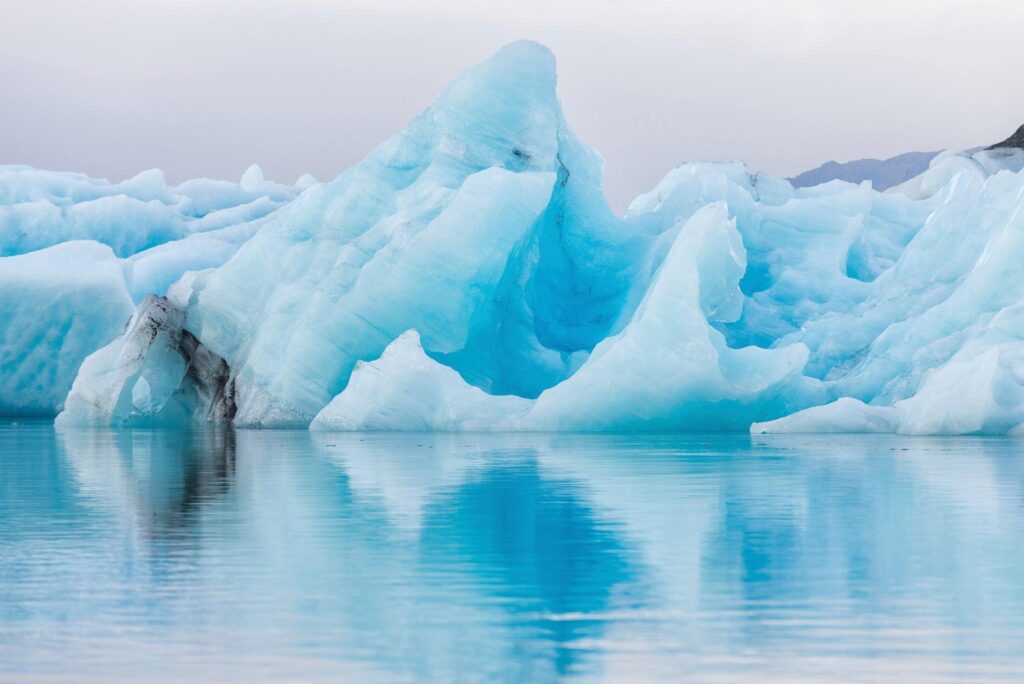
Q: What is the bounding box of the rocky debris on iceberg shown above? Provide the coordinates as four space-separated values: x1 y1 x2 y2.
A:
57 295 235 427
8 41 1024 434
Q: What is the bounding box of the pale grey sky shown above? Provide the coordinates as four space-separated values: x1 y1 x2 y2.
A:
2 0 1022 211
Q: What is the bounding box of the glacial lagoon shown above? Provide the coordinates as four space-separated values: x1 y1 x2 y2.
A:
2 422 1024 682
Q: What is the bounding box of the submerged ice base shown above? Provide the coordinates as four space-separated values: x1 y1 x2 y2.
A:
8 42 1024 434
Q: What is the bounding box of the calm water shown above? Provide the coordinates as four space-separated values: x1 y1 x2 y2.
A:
2 423 1024 683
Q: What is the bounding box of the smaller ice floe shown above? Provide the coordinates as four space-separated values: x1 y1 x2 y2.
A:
753 342 1024 436
751 398 900 434
311 331 530 431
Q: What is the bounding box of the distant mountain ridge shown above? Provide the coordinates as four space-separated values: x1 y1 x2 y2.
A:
789 151 939 190
791 124 1024 190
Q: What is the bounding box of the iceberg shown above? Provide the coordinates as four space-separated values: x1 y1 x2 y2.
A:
5 41 1024 434
178 40 645 426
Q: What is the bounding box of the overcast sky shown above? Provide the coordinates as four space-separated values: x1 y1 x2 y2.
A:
2 0 1023 211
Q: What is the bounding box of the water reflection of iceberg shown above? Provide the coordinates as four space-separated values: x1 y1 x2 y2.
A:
59 428 236 531
53 430 642 680
26 429 1024 681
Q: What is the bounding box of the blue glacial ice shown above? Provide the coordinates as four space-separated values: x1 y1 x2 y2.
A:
0 241 133 415
0 164 302 258
7 41 1024 434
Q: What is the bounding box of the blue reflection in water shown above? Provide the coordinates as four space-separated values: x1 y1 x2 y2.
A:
418 457 635 677
1 424 1024 682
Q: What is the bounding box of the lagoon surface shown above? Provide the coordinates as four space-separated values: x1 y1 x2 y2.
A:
2 422 1024 683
